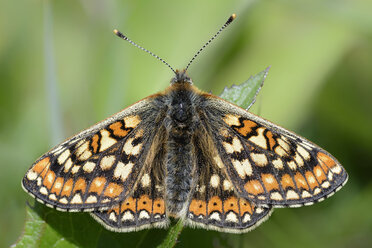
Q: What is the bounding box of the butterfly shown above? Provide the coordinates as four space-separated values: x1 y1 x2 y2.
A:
22 14 348 233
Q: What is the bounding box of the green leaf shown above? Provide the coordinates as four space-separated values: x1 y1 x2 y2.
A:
219 67 270 109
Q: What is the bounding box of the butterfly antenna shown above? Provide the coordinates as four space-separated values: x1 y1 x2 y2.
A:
113 29 176 74
185 13 236 72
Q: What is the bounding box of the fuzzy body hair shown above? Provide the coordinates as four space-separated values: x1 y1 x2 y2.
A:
163 82 200 216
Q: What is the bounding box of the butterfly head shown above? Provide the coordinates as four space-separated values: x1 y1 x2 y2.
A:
171 69 192 85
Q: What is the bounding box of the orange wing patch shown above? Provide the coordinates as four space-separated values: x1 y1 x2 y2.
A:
103 182 123 198
223 196 239 213
235 120 257 137
109 121 130 137
189 199 207 217
244 179 265 196
89 177 106 195
207 196 223 215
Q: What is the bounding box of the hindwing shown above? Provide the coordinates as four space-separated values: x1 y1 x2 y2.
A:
185 123 272 233
92 125 169 231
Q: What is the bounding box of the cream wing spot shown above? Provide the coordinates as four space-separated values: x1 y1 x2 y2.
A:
275 146 287 157
49 194 57 201
213 155 224 168
232 159 253 178
223 137 243 154
225 212 238 223
100 155 116 170
99 129 117 152
59 197 68 204
27 171 38 181
313 188 321 195
83 162 96 173
250 153 268 166
223 114 240 126
114 162 133 181
209 212 221 221
328 171 334 181
270 192 283 200
256 207 264 214
288 161 297 170
249 127 267 149
272 158 284 169
331 164 342 174
231 137 243 153
58 149 70 165
321 181 331 188
122 211 134 221
76 141 89 157
286 190 299 200
123 138 142 156
297 145 311 160
123 115 141 128
198 185 206 193
78 150 92 161
301 191 312 198
242 214 251 223
71 194 83 204
64 158 73 173
223 142 235 154
109 212 117 222
315 167 323 178
40 187 48 195
139 210 150 220
223 180 234 191
71 165 80 174
294 153 304 167
141 173 151 187
210 174 220 188
278 138 290 152
86 195 97 204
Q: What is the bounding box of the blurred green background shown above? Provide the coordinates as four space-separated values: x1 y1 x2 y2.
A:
1 0 372 247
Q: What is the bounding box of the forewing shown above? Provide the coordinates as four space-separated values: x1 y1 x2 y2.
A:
204 96 348 207
185 125 272 233
92 126 169 232
22 97 165 211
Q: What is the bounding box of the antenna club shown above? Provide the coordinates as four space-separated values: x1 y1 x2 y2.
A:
113 29 127 40
227 14 237 24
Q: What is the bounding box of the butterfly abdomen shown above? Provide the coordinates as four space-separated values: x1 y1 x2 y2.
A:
164 84 200 216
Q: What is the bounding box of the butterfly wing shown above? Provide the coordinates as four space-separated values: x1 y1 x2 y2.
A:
185 124 272 233
91 126 169 232
22 96 167 211
203 95 348 207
